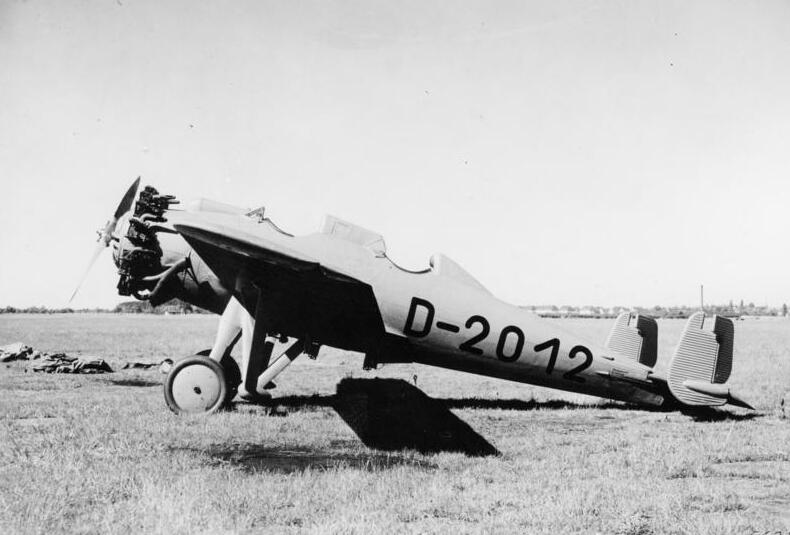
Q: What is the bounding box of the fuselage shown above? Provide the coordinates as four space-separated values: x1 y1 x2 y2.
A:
273 228 664 407
116 202 666 408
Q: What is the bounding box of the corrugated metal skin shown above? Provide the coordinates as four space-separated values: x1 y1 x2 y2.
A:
668 312 732 406
606 313 641 360
605 313 657 367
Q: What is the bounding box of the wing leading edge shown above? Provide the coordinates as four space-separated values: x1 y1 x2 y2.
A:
173 217 386 353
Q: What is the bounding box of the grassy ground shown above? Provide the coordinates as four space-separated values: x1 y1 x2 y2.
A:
0 314 788 534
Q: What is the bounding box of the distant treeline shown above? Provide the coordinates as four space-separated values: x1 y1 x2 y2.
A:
527 301 788 319
2 300 787 318
1 299 210 315
0 306 110 314
113 299 211 314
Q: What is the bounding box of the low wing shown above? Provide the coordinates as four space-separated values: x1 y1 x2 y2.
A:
173 217 385 352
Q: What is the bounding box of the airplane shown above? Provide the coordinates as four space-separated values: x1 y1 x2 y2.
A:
74 179 753 415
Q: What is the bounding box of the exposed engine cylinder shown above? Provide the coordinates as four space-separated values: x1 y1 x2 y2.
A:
114 186 178 298
112 185 231 313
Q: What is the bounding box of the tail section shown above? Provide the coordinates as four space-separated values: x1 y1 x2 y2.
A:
667 312 752 409
605 312 658 367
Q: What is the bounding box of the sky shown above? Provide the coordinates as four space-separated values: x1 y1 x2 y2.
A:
1 0 789 309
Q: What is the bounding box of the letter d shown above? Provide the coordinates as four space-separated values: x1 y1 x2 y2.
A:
404 297 435 337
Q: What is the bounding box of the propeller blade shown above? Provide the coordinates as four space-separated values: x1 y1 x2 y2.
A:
70 177 142 303
100 177 140 246
68 242 106 304
114 176 141 220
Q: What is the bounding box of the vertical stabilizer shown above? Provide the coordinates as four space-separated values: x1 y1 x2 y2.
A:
605 312 658 367
667 312 738 407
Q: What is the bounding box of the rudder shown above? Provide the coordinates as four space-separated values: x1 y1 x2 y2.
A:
667 312 746 407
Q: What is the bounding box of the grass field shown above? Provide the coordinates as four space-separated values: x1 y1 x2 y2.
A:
1 314 789 534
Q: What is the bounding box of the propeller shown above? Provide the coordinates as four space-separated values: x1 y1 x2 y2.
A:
68 177 141 303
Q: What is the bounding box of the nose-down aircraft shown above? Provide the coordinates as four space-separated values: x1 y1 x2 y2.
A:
76 179 753 414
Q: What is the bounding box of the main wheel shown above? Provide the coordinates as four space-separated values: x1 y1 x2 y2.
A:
164 356 228 415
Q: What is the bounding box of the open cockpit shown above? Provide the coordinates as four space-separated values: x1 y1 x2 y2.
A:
319 215 490 293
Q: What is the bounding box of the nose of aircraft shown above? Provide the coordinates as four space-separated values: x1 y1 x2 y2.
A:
112 186 187 300
74 179 231 312
111 185 231 313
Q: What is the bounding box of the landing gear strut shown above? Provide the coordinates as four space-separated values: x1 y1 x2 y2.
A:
164 295 316 415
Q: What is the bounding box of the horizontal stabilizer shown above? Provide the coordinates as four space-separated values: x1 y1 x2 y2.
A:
605 312 658 367
668 312 746 407
682 381 754 410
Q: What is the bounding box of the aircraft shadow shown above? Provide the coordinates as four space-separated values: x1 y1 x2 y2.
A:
254 382 759 423
232 378 500 457
680 407 761 422
105 378 161 388
258 391 648 413
330 378 500 457
193 378 498 473
192 380 758 472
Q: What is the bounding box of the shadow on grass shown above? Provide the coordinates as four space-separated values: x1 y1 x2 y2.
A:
255 383 760 422
680 407 761 422
331 379 500 457
105 378 161 387
225 379 501 461
442 398 642 411
189 445 436 474
216 379 759 468
253 392 652 413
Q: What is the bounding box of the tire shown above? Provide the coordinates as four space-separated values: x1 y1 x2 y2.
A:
220 353 241 404
196 349 242 405
164 355 228 415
